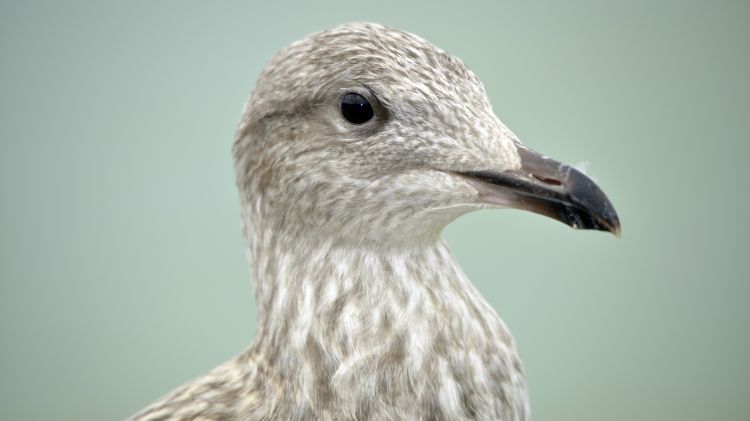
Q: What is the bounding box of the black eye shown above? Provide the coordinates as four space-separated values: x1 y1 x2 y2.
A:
340 93 374 124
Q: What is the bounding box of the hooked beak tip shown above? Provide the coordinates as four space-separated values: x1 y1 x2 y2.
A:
458 145 621 238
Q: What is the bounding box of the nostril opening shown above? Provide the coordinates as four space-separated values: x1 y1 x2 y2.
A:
533 174 562 186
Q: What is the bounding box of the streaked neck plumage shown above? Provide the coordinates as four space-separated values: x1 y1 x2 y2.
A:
240 204 530 420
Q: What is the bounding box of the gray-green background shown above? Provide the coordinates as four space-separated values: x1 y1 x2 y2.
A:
1 1 748 420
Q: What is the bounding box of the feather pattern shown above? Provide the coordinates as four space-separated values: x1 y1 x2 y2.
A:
132 22 530 421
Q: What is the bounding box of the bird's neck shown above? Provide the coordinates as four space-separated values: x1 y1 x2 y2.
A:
243 228 527 414
249 233 506 351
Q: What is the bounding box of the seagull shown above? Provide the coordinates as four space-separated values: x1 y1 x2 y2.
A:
131 22 619 421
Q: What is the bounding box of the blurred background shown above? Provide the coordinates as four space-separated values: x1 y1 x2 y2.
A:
1 0 748 419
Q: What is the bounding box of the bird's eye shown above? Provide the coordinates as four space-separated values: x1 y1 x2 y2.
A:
340 93 374 124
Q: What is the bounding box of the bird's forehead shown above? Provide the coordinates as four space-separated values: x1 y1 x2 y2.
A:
260 23 491 112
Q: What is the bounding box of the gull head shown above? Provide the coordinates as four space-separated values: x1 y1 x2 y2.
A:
234 22 619 246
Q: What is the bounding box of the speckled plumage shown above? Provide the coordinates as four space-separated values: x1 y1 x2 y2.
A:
133 22 535 420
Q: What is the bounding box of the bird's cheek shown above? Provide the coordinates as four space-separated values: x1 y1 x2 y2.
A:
430 171 485 208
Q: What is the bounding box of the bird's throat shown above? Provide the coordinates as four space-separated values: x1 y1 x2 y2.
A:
241 230 529 418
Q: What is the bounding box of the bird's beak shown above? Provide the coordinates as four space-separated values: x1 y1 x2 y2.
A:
458 145 621 237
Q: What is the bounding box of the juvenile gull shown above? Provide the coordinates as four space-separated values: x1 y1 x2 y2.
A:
132 22 620 421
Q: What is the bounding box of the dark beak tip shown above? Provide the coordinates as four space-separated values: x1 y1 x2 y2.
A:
598 212 621 238
459 146 622 239
593 204 621 238
601 199 621 238
610 214 622 239
599 216 621 238
566 166 621 239
566 208 621 238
